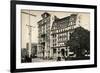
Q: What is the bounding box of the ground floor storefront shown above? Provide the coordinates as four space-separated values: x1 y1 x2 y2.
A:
37 46 75 61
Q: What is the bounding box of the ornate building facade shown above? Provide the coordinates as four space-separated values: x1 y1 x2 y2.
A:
51 14 80 60
37 12 81 60
37 12 51 59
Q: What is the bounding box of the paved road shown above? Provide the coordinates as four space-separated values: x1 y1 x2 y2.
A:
32 58 56 62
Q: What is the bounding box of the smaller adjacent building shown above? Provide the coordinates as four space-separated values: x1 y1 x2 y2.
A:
21 48 28 59
26 43 37 58
21 48 28 62
51 14 80 60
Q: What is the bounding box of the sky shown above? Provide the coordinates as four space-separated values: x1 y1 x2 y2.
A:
21 10 90 48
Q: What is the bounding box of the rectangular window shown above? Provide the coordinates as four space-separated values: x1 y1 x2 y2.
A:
53 49 56 53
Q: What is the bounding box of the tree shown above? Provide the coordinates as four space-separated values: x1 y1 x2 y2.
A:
65 27 90 58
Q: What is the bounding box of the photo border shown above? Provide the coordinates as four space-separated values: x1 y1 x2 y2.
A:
10 0 97 72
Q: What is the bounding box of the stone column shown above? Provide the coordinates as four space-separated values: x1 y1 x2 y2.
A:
64 48 66 58
56 48 58 58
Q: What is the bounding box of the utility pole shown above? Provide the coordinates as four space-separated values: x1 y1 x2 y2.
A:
26 24 35 58
21 10 36 58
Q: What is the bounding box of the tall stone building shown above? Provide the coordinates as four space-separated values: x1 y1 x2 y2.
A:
51 14 81 60
37 12 51 59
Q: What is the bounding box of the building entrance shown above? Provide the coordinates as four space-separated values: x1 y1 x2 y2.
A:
61 49 65 57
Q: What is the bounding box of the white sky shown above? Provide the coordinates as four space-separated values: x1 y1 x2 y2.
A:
21 10 90 48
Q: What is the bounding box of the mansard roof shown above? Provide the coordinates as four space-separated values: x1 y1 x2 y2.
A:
51 14 77 30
